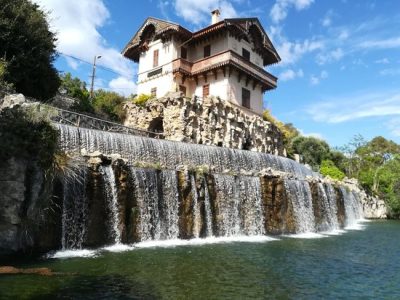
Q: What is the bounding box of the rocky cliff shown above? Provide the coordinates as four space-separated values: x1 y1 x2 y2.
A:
124 93 285 155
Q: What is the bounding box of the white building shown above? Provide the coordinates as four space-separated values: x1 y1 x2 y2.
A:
122 10 280 115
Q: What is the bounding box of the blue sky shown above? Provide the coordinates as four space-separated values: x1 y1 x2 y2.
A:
33 0 400 147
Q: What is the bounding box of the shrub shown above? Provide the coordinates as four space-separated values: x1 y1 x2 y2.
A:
133 94 152 106
320 160 346 180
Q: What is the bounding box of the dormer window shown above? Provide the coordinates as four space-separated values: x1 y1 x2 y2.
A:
242 48 250 61
204 45 211 58
153 49 159 67
181 47 187 59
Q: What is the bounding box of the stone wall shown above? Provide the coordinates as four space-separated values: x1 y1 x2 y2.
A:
124 93 285 155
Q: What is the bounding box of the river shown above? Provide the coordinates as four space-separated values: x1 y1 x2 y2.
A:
1 220 399 299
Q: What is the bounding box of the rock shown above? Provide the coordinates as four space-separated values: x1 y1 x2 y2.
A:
0 266 62 276
1 94 26 110
124 96 285 156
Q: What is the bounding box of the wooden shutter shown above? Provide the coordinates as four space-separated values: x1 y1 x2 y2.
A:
204 45 211 58
242 48 250 61
242 88 250 109
153 49 159 67
179 85 187 96
181 47 187 59
203 84 210 97
151 87 157 98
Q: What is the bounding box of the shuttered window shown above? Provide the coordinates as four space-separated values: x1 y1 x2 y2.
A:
242 88 250 109
181 47 187 59
203 84 210 97
179 85 187 96
204 45 211 58
153 49 159 67
242 48 250 61
151 87 157 98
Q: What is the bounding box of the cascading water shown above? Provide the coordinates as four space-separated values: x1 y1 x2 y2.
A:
100 165 122 244
341 187 364 226
54 123 367 248
61 169 88 249
56 124 316 178
284 179 316 233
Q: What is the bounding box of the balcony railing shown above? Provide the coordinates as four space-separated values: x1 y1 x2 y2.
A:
172 50 277 88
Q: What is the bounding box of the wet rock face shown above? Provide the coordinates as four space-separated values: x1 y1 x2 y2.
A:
260 176 296 234
0 158 61 255
124 94 285 156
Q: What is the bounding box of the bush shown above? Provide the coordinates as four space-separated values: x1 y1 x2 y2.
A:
0 106 58 169
320 160 346 180
93 90 126 122
133 94 152 106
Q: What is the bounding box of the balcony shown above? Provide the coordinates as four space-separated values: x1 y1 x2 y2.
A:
172 50 278 89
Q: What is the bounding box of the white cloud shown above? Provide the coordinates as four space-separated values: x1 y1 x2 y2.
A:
310 70 328 85
174 0 238 25
306 91 400 123
277 39 324 65
299 129 324 139
359 37 400 49
321 10 334 27
32 0 135 79
338 30 349 40
270 0 314 23
316 48 344 65
280 69 304 81
380 68 400 76
375 58 390 64
386 118 400 137
109 77 137 96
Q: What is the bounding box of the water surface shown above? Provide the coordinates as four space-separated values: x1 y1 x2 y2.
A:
1 220 399 299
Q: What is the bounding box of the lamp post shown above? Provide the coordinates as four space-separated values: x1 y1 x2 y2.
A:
90 55 102 99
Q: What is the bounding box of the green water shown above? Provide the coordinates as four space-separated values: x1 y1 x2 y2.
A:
1 220 399 299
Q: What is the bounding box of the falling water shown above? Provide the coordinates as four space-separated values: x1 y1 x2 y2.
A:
61 169 88 249
56 124 316 178
341 187 364 226
203 179 213 237
284 180 316 233
100 165 122 244
190 174 202 238
323 183 340 230
159 170 180 240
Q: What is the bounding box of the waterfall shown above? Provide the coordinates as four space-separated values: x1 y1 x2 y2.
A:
61 169 88 249
56 124 316 178
212 175 264 236
54 123 367 248
284 180 316 233
323 183 340 230
100 165 122 244
341 187 364 226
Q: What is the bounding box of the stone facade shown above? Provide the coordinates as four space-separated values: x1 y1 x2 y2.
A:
124 93 285 155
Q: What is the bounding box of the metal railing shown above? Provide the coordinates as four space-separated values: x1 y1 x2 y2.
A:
1 89 164 139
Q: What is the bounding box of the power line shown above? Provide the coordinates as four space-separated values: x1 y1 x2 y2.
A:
58 52 137 79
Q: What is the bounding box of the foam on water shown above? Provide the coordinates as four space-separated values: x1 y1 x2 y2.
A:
48 249 97 259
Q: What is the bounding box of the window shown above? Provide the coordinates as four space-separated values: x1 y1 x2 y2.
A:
179 85 187 96
203 84 210 97
204 45 211 58
242 48 250 61
242 88 250 109
181 47 187 59
151 87 157 98
153 49 159 67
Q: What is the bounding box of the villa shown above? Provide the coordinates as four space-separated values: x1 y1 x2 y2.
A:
122 10 280 115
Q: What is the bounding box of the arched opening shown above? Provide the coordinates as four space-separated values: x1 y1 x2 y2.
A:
242 137 252 150
148 117 164 138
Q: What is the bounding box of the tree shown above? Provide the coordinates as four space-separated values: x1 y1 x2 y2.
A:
93 89 126 122
320 160 345 180
59 73 93 113
0 0 60 100
291 136 331 170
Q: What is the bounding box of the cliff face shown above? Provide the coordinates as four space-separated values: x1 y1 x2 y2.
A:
0 157 61 255
124 93 285 156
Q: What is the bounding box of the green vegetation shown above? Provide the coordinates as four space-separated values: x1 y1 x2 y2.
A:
0 106 58 169
132 94 152 106
0 0 60 100
59 72 128 122
265 109 400 217
320 160 346 180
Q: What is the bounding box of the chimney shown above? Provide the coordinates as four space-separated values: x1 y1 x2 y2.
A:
211 9 221 25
